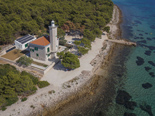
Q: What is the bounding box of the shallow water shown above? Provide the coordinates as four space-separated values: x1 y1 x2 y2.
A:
107 0 155 115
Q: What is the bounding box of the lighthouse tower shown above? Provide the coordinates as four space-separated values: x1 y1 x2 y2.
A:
49 20 59 53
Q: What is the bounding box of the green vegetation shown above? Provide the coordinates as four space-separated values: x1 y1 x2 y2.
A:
78 46 89 55
57 51 64 59
21 97 27 102
16 56 33 67
74 41 81 46
61 52 80 69
0 64 49 110
81 38 91 49
0 0 113 44
103 26 110 33
38 81 50 88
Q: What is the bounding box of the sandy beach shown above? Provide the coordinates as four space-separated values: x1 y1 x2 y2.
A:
0 5 121 116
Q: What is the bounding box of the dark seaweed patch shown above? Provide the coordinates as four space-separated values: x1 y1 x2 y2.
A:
150 25 155 29
137 40 146 44
134 20 142 24
140 44 155 50
142 83 152 89
144 50 151 56
145 33 148 35
148 61 155 67
147 38 152 40
140 104 153 116
145 67 151 72
116 90 137 110
136 56 144 66
149 72 155 77
139 37 144 39
124 112 136 116
139 34 143 36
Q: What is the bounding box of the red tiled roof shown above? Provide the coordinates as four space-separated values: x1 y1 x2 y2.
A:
30 36 50 46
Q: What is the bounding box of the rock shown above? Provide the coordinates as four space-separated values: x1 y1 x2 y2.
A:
124 101 137 110
144 67 151 72
136 56 144 66
116 90 131 105
142 83 152 89
140 104 153 116
124 112 137 116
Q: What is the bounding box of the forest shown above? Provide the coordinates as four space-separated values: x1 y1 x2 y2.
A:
0 0 113 44
0 64 49 110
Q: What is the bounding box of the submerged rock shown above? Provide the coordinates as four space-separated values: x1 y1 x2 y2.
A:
124 112 136 116
142 83 153 89
136 56 144 66
140 104 153 116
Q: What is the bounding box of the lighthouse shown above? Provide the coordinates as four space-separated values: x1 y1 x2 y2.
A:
49 20 59 53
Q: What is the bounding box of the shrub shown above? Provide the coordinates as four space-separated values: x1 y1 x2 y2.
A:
1 106 7 111
103 26 110 33
21 97 27 102
38 81 50 88
21 71 39 85
16 56 33 67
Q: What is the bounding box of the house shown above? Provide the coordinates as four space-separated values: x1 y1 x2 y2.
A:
29 20 59 61
15 34 36 50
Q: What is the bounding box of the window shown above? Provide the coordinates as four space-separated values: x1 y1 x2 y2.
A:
30 49 34 52
25 43 28 48
48 54 50 57
35 47 38 51
36 53 39 57
47 47 50 52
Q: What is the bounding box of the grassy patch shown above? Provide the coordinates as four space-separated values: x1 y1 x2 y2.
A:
21 97 27 102
32 61 48 67
1 106 7 111
2 49 24 61
38 81 50 88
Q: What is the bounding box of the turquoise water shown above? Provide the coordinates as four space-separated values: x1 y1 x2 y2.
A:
111 0 155 115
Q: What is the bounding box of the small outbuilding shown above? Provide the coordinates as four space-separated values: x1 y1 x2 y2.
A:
15 34 36 50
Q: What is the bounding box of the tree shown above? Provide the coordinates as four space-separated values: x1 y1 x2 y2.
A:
57 51 64 59
93 28 102 38
74 40 81 46
61 52 80 69
16 56 33 67
58 28 65 38
103 26 110 33
78 46 89 55
83 29 95 41
81 38 91 49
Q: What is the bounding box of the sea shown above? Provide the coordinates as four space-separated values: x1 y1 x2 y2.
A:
106 0 155 115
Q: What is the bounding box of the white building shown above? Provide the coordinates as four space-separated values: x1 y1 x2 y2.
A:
15 34 36 50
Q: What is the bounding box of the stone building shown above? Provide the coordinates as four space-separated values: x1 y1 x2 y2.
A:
29 20 59 61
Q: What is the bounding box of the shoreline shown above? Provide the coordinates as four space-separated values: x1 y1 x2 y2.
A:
41 5 123 116
0 5 122 116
